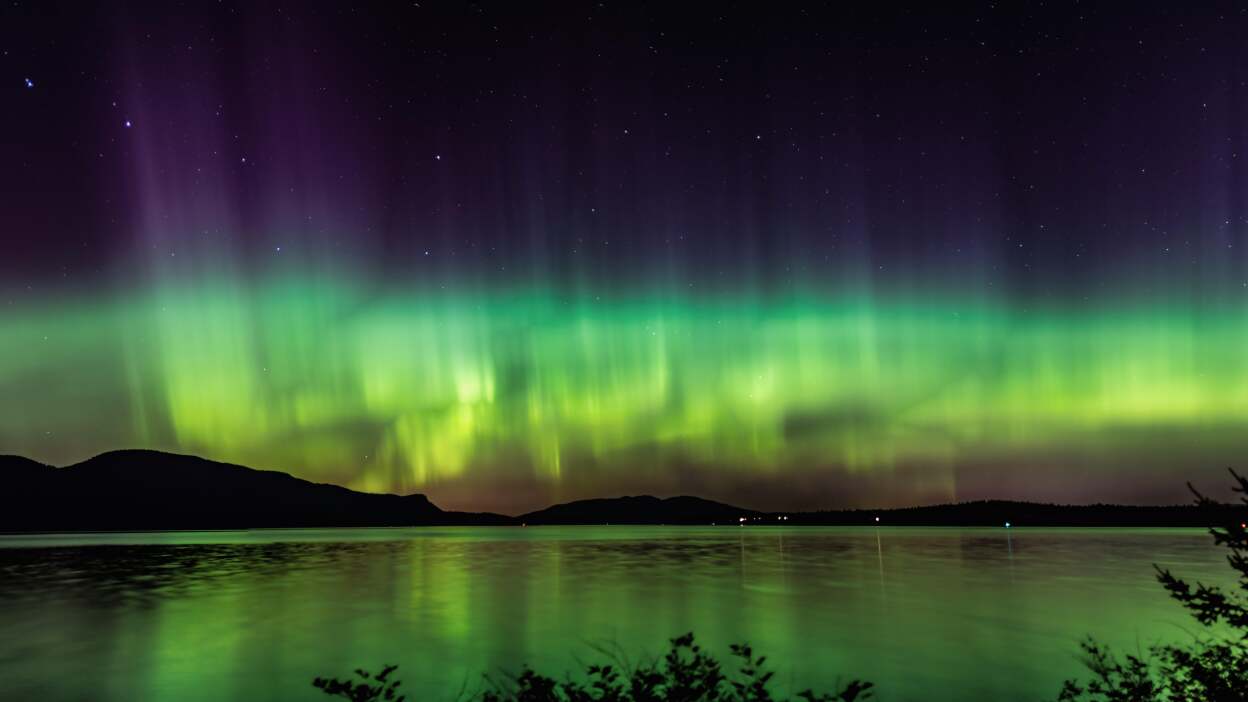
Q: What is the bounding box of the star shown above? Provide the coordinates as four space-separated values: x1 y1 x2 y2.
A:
124 120 132 128
24 78 34 88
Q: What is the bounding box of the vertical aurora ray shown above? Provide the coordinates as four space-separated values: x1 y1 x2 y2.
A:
6 272 1248 513
7 2 1248 512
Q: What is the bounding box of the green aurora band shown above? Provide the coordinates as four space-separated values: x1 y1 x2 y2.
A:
4 268 1247 513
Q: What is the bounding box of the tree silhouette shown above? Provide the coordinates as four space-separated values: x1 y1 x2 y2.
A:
1058 469 1248 701
477 633 871 702
314 663 405 702
314 634 871 702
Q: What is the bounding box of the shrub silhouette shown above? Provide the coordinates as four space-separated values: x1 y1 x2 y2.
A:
1057 469 1248 701
313 633 871 702
314 663 404 702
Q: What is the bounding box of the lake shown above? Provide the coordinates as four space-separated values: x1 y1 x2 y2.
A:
0 527 1231 701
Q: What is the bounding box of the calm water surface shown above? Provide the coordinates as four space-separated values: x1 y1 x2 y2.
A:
0 527 1231 701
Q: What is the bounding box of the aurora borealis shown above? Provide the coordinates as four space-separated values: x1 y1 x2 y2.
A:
5 2 1248 513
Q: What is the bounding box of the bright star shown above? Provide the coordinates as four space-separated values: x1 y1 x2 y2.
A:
124 120 132 128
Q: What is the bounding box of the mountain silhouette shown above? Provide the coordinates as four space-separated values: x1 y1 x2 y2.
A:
518 495 760 525
777 499 1243 527
2 450 1242 531
0 450 508 531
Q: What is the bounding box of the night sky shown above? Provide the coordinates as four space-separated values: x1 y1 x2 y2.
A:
3 1 1248 514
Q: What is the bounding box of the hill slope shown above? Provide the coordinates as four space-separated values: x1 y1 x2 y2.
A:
519 494 759 525
2 451 1241 530
0 450 509 531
